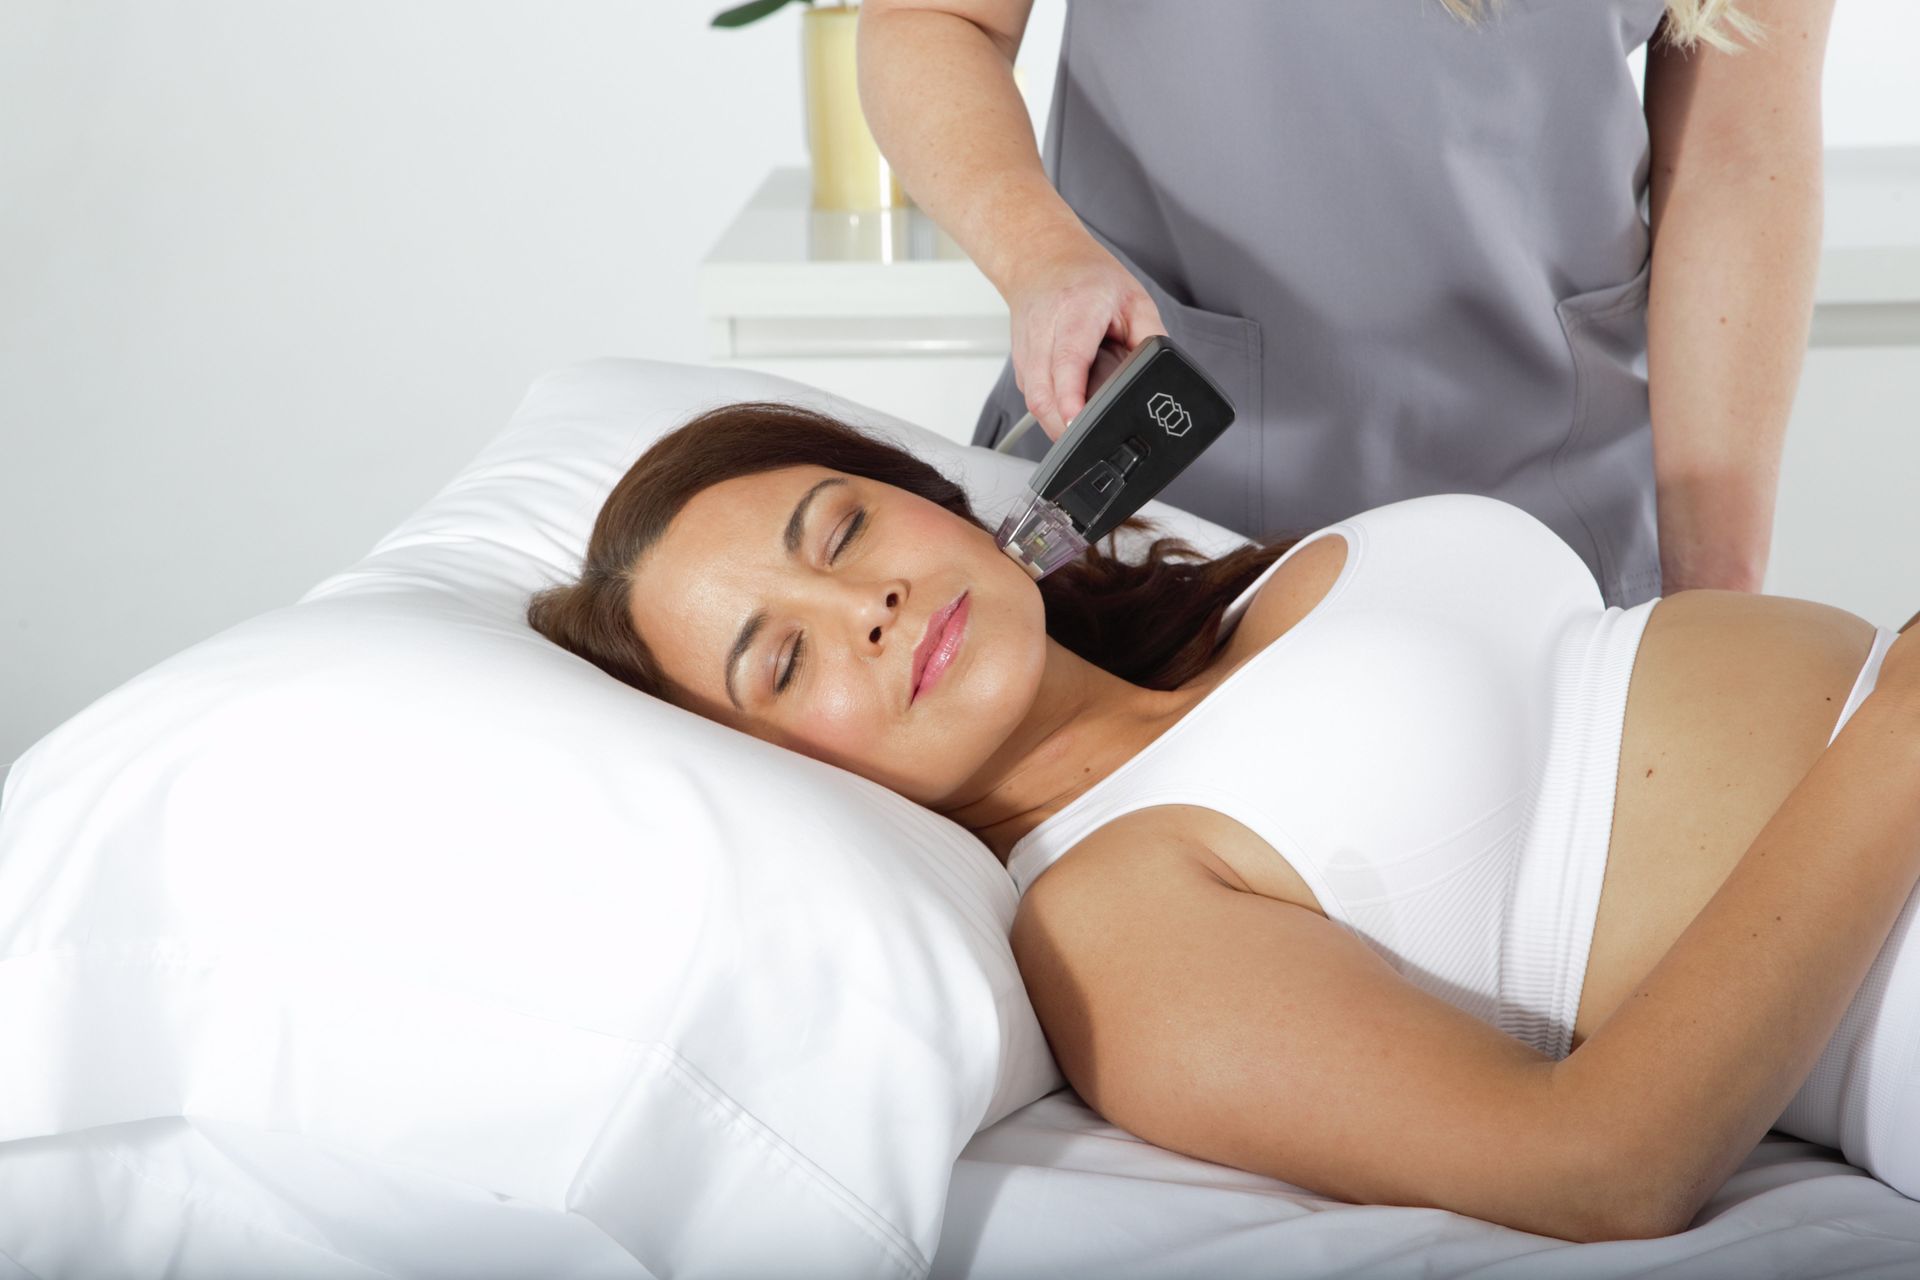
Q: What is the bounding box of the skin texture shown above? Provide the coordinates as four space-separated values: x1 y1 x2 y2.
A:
1641 0 1836 594
625 464 1195 825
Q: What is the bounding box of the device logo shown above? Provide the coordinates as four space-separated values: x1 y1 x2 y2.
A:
1146 391 1193 437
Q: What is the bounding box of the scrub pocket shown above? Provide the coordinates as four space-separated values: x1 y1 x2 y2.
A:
972 217 1266 541
1550 254 1660 608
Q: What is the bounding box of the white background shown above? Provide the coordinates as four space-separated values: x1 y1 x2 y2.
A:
3 0 1917 768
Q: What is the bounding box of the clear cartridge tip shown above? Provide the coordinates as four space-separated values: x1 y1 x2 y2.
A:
995 492 1091 580
995 444 1141 580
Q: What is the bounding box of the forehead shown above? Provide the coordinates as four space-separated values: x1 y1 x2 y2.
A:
671 465 831 550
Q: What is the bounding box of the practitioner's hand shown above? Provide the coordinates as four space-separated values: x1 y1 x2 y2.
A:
1002 229 1169 442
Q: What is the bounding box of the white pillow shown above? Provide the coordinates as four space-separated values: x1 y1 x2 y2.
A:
0 358 1253 1278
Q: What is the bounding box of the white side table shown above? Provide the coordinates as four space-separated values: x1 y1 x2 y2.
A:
699 168 1011 447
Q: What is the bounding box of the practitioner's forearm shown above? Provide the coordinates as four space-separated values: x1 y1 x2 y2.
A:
1553 686 1920 1236
856 6 1091 294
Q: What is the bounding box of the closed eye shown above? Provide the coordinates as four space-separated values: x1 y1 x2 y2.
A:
775 507 867 694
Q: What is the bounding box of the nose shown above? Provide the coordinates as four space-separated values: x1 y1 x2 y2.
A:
828 577 906 651
862 586 904 648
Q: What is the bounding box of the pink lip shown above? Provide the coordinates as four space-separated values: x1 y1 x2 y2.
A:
911 592 969 706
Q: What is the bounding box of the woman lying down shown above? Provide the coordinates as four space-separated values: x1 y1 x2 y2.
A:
526 401 1920 1244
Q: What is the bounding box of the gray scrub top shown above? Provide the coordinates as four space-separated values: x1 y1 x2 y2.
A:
972 0 1670 608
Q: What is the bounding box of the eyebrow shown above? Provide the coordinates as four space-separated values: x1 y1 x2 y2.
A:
724 476 848 711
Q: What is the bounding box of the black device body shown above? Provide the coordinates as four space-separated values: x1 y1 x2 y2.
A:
1025 333 1238 546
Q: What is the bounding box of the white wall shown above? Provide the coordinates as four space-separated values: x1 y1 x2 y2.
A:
1 0 1916 770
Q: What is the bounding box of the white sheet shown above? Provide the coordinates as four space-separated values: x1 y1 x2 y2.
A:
931 1090 1920 1277
6 1089 1919 1278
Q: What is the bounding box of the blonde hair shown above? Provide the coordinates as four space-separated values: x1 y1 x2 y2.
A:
1436 0 1767 55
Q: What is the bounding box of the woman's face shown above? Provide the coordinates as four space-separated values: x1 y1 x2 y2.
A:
627 465 1049 806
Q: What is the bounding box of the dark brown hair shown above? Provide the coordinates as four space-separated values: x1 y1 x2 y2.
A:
525 401 1305 706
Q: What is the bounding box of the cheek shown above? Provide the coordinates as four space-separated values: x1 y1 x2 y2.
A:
990 588 1051 709
896 501 965 546
778 681 891 765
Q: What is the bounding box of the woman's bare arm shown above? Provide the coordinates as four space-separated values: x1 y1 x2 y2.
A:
858 1 1172 438
856 1 1086 293
1558 681 1920 1234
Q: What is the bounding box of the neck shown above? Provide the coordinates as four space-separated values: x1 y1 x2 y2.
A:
935 640 1195 865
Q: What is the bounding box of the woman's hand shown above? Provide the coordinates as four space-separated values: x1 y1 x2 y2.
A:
1002 230 1169 442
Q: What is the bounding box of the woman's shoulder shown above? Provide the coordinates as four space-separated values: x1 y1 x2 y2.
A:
1214 526 1354 668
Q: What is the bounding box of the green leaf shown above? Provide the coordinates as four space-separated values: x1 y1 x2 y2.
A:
711 0 804 28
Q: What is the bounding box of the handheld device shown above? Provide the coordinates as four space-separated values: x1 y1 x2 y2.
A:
993 333 1238 580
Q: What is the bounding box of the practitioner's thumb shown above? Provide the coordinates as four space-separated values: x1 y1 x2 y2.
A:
1046 313 1108 439
1121 293 1170 349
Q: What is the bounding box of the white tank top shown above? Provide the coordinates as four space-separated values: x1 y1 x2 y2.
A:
1005 493 1660 1061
